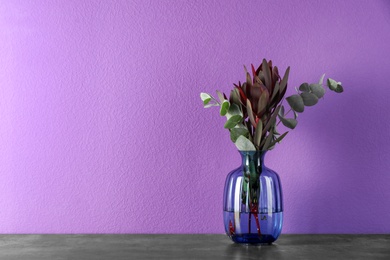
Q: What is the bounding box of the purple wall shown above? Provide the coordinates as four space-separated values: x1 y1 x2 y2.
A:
0 0 389 234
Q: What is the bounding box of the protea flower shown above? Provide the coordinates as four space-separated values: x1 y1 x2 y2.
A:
233 59 289 130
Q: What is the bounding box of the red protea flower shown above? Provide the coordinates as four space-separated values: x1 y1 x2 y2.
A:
234 59 290 129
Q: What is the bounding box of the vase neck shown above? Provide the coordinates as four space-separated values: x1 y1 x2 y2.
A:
239 151 266 170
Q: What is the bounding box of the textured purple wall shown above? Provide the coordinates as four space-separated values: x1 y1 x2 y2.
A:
0 0 389 234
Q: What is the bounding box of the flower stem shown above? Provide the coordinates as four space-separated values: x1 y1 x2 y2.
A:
276 108 292 126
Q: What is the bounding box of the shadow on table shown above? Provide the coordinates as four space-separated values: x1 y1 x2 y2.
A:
224 243 284 259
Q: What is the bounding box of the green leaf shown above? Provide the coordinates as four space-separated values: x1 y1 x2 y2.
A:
293 110 298 119
327 78 339 91
257 89 269 114
279 66 290 94
224 115 243 129
230 127 249 143
327 78 344 93
319 74 325 85
262 105 281 135
271 125 281 135
225 103 242 119
271 81 280 101
299 83 310 92
257 71 265 85
216 90 225 103
279 105 285 117
310 84 325 98
335 85 344 93
245 69 252 87
262 59 272 90
249 160 257 186
235 135 256 151
246 100 256 127
220 100 230 116
254 120 263 147
267 131 289 150
301 92 318 106
200 93 212 105
203 102 219 108
242 180 248 202
202 97 211 105
278 116 298 129
267 144 276 151
286 94 304 113
276 131 288 142
229 89 240 106
262 132 274 151
244 120 253 139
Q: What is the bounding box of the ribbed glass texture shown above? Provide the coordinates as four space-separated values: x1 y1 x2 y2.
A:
223 151 283 244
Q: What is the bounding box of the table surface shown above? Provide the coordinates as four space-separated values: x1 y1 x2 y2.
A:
0 234 389 260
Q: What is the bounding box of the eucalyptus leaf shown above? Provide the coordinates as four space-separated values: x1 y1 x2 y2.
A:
319 74 325 85
224 114 243 129
279 105 285 117
301 92 318 106
202 97 211 105
225 103 242 119
230 127 249 143
310 84 325 98
327 78 338 91
203 102 219 108
200 93 212 105
220 100 230 116
327 78 343 93
235 135 256 151
278 116 298 129
229 89 241 106
299 83 310 92
335 84 344 93
286 94 304 113
254 120 263 147
272 125 280 135
293 110 298 119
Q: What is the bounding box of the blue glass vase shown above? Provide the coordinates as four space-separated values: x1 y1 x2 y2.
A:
223 151 283 244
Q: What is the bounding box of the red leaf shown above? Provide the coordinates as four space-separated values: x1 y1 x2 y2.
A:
237 87 247 103
251 64 256 78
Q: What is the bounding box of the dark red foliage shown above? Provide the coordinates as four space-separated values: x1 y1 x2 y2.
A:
233 59 288 128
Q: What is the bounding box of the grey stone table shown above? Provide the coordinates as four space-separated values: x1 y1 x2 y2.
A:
0 234 389 260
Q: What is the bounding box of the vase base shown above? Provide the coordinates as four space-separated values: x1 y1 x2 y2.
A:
228 234 277 245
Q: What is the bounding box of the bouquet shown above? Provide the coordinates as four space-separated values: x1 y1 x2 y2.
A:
200 59 343 151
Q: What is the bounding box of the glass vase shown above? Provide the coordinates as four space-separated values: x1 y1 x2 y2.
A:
223 151 283 244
